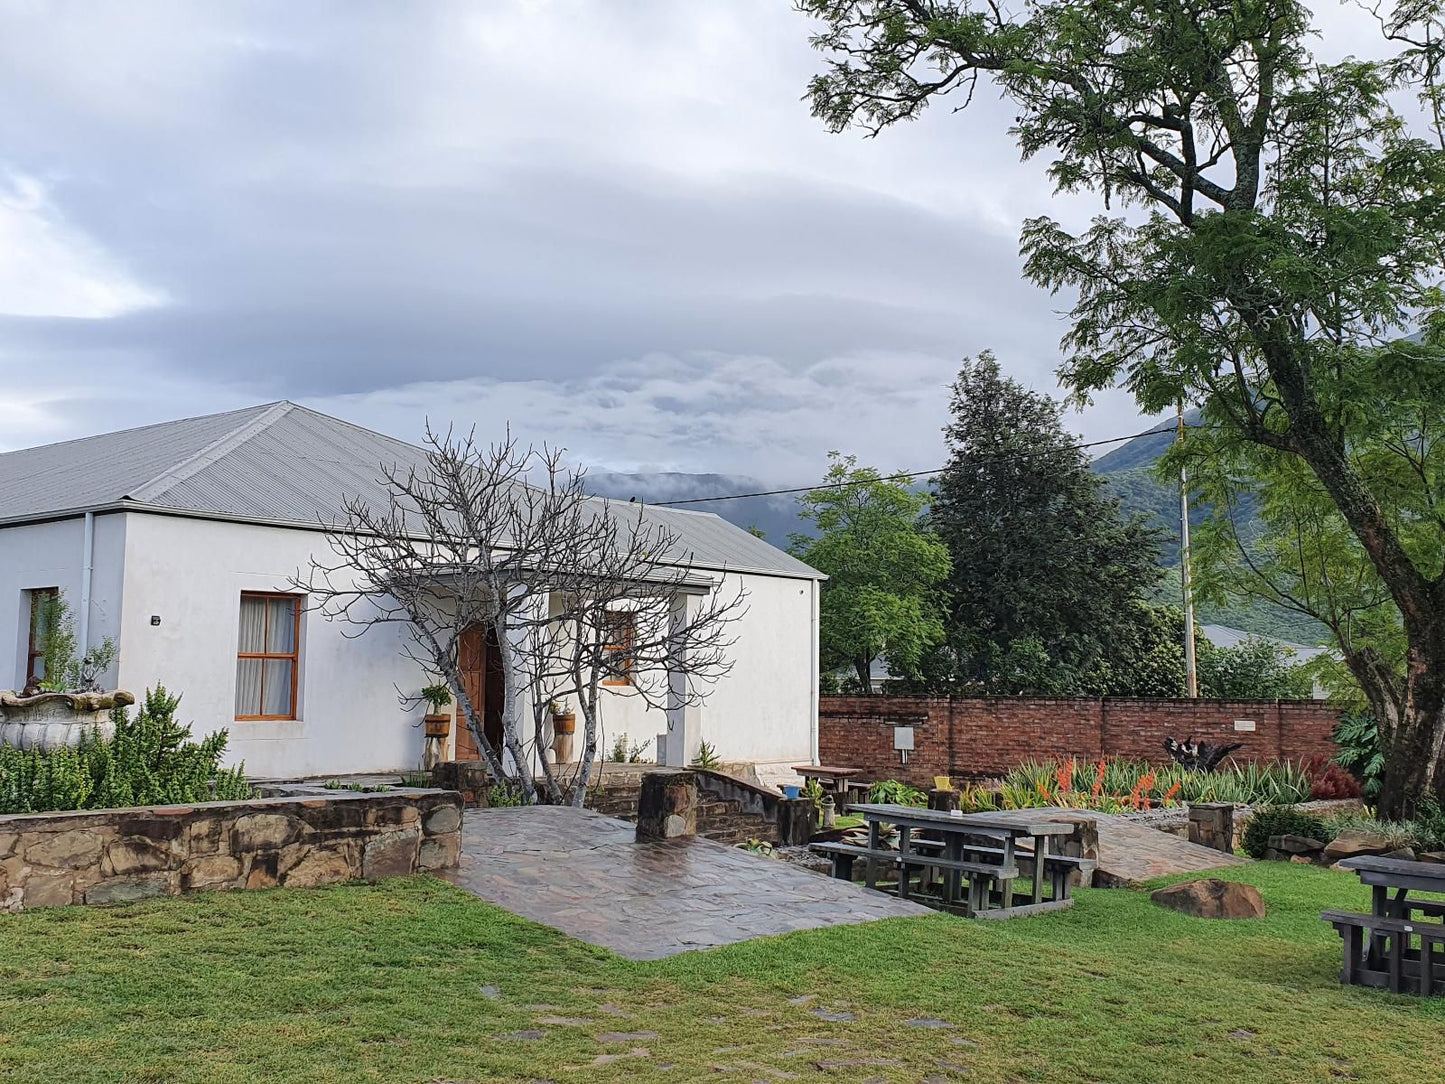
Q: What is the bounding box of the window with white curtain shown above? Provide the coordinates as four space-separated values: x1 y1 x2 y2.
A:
235 593 301 719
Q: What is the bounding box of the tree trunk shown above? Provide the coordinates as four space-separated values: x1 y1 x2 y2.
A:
854 658 873 696
1249 324 1445 814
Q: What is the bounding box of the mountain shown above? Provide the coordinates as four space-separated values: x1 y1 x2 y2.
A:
589 415 1329 646
583 472 806 547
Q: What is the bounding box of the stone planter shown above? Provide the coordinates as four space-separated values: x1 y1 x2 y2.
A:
0 690 136 752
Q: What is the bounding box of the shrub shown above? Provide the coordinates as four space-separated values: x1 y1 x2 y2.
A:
1241 807 1330 858
1304 757 1362 800
1332 710 1384 800
0 686 250 814
867 779 927 806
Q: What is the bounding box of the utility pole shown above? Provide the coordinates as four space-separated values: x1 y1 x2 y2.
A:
1178 403 1198 698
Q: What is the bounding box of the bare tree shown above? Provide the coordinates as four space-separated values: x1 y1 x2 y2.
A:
293 426 747 805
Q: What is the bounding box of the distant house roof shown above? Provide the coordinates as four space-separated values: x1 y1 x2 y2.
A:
1199 624 1330 661
0 402 822 581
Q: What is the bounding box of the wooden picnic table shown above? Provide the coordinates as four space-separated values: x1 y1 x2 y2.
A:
791 765 868 807
812 802 1080 919
1324 856 1445 995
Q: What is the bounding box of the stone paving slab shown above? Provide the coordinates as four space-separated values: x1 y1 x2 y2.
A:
444 805 930 959
976 807 1248 885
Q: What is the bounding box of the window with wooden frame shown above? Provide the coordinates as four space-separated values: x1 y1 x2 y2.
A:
601 610 635 687
235 592 302 720
24 587 58 688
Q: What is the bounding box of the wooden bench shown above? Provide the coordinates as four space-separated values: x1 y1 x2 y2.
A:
810 841 1018 912
908 837 1092 899
1322 910 1445 995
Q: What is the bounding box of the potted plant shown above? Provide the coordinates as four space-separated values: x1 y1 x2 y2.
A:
549 698 576 763
549 698 576 735
421 683 452 737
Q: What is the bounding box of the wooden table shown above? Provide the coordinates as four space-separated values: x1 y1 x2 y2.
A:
1324 856 1445 995
813 803 1080 918
791 765 867 808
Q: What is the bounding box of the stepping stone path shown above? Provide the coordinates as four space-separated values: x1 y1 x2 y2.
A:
908 1017 954 1029
810 1008 856 1022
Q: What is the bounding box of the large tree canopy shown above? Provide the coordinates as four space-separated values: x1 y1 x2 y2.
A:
927 353 1163 694
791 453 951 693
802 0 1445 815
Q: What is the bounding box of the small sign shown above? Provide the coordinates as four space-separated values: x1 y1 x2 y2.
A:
1234 719 1256 732
893 726 915 751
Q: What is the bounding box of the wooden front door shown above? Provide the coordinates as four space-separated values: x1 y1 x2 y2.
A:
455 623 505 761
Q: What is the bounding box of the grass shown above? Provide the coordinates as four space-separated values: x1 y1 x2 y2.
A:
2 864 1443 1082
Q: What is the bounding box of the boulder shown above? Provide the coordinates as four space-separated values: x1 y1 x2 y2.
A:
1419 852 1445 865
1383 847 1417 861
1323 829 1396 862
1151 878 1266 920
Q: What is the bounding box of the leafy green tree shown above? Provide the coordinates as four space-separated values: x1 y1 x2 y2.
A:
802 0 1445 816
790 453 951 693
1197 636 1314 700
927 354 1163 694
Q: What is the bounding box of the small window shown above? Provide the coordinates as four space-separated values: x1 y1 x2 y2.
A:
235 593 301 719
24 587 59 688
601 611 634 687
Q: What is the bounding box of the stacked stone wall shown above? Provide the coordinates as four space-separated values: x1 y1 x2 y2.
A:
0 789 463 912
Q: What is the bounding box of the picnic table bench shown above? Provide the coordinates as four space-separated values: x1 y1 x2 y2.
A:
791 765 868 809
812 803 1079 918
1324 855 1445 995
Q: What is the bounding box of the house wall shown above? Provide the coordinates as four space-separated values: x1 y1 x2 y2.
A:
584 572 817 767
0 515 126 690
3 510 817 777
817 694 1345 785
116 513 429 778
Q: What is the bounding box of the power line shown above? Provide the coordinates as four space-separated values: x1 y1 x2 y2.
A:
650 422 1192 507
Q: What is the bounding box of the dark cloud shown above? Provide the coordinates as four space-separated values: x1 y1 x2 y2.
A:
0 0 1193 475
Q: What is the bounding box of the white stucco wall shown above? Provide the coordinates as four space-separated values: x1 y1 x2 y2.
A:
0 514 125 690
2 509 818 777
584 572 819 768
115 512 428 778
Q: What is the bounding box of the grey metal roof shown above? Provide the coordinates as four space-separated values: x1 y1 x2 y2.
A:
0 401 821 580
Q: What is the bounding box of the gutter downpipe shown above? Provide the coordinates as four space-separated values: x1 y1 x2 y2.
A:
79 511 95 654
809 578 820 765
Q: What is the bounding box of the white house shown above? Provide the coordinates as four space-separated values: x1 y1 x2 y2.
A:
0 403 822 778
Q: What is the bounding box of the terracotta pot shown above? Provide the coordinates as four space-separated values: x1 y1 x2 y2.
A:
424 714 451 738
551 712 576 735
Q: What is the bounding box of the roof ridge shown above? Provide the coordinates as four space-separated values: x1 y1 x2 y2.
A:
0 401 279 462
126 401 297 503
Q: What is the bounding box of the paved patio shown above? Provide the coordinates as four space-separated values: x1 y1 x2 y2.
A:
444 805 930 959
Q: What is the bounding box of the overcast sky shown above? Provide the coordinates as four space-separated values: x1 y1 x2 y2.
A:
0 1 1385 483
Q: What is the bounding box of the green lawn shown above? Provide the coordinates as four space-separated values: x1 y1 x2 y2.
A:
1 864 1442 1083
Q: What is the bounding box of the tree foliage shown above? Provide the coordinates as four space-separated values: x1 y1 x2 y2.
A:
802 0 1445 815
925 353 1163 694
790 453 951 693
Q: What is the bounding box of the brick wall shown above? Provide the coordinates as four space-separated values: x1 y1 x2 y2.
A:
818 695 1343 785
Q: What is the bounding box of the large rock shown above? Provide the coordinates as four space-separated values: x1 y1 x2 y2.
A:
1151 878 1266 920
1323 829 1396 863
1419 851 1445 865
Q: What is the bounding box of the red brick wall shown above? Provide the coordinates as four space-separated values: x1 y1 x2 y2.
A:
818 695 1343 785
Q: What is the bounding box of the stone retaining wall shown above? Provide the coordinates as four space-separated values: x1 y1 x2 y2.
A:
0 788 463 912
